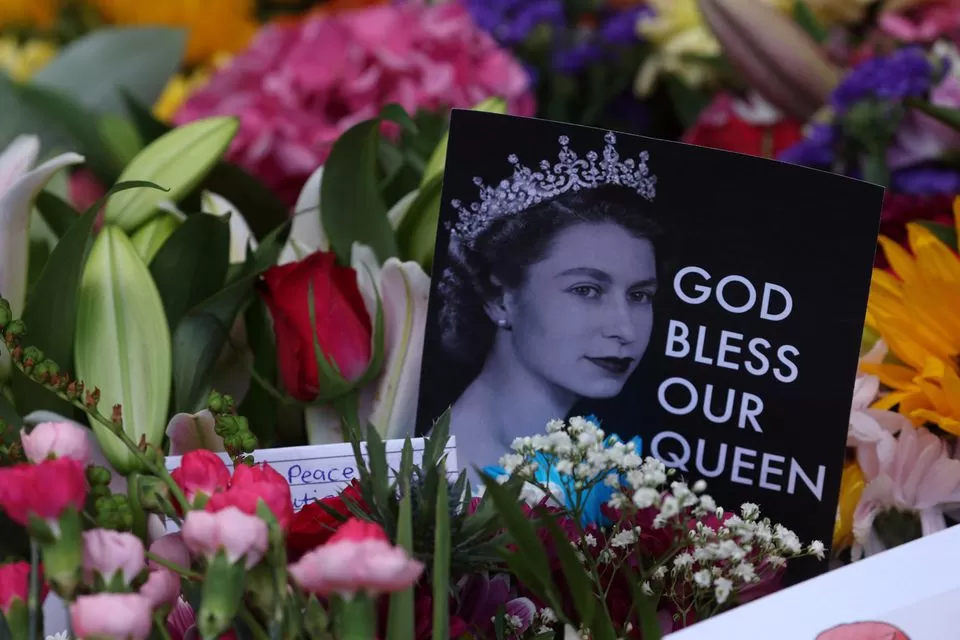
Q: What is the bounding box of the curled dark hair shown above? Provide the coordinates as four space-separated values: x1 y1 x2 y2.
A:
438 184 665 364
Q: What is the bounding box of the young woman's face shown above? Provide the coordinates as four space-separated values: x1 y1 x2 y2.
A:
503 221 657 399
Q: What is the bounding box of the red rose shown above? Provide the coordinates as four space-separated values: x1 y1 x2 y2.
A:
0 562 47 615
258 251 372 401
170 450 232 510
206 463 294 530
287 480 367 559
0 458 87 525
683 92 803 159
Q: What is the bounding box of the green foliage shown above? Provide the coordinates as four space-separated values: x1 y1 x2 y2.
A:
170 220 290 413
343 411 508 579
31 27 186 117
12 181 165 418
149 213 231 330
793 1 828 43
237 299 280 446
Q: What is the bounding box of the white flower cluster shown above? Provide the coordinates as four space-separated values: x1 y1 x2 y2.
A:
500 417 644 485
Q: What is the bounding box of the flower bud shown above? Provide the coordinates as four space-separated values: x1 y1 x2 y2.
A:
84 387 100 410
207 390 233 414
95 494 135 532
20 421 90 464
82 528 146 588
31 358 59 385
65 379 84 401
135 474 173 514
698 0 841 120
214 414 246 437
3 319 24 342
20 345 42 373
86 465 112 487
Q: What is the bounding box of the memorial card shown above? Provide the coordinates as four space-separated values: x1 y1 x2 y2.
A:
416 110 884 580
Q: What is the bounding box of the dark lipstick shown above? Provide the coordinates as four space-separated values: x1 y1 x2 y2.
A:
586 356 633 375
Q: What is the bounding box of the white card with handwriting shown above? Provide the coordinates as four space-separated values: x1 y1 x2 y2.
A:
162 437 458 532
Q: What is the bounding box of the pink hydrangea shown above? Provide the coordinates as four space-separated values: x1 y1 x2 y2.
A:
174 2 536 205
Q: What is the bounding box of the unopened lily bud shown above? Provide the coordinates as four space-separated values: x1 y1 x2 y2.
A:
698 0 841 120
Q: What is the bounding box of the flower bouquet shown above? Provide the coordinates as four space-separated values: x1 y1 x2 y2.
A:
0 295 821 638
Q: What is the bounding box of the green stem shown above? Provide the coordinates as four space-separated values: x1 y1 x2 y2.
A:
27 540 39 640
239 606 271 640
144 551 201 579
153 613 173 640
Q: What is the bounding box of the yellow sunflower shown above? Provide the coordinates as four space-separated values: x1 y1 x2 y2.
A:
862 199 960 434
89 0 259 67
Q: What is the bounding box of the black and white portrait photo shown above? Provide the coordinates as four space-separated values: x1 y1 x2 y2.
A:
417 110 884 579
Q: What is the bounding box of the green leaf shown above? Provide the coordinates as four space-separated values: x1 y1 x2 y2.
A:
121 90 171 143
130 211 181 263
479 474 552 592
105 116 239 233
12 181 164 416
320 118 399 264
34 192 78 239
170 220 289 413
98 114 143 168
386 440 415 640
396 173 443 269
793 1 828 43
75 225 172 473
149 213 230 330
121 93 290 242
622 565 664 640
32 27 186 116
917 220 959 250
379 103 419 135
432 459 451 640
907 98 960 131
542 515 601 631
237 298 279 446
3 77 124 183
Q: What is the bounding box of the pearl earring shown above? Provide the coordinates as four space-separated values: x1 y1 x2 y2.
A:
496 319 509 328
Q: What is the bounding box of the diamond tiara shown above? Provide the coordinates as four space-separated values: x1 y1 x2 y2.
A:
447 131 657 250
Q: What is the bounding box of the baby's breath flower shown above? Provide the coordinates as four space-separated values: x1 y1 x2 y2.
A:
693 569 712 587
740 502 760 520
714 577 733 604
809 540 826 560
633 487 659 509
641 581 654 595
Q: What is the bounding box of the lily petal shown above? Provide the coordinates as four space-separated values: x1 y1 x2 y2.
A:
280 165 327 265
0 144 84 315
350 241 382 322
201 191 257 264
166 409 226 456
386 188 420 230
367 258 430 439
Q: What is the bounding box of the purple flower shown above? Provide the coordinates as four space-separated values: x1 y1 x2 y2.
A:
778 123 838 168
831 47 935 113
891 166 960 194
455 573 536 638
462 0 565 46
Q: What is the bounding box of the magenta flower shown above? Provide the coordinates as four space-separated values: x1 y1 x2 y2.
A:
174 2 535 205
140 569 181 609
456 573 536 638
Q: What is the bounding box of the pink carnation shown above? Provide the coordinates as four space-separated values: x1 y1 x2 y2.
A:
174 2 535 205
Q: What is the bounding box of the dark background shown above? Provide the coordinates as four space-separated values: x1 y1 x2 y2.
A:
416 110 884 584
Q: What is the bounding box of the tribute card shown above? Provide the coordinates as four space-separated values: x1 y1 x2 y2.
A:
415 110 884 581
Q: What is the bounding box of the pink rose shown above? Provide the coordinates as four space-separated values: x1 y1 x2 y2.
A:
71 593 154 640
83 529 146 586
140 569 181 609
19 421 90 464
174 2 534 205
879 3 960 43
149 533 191 572
288 517 423 597
170 450 231 510
181 507 269 569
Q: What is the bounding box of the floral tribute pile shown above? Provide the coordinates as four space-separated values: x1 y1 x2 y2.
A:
0 0 959 637
0 294 821 638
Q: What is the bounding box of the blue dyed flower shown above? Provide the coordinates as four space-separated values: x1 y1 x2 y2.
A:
482 416 642 527
462 0 565 47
